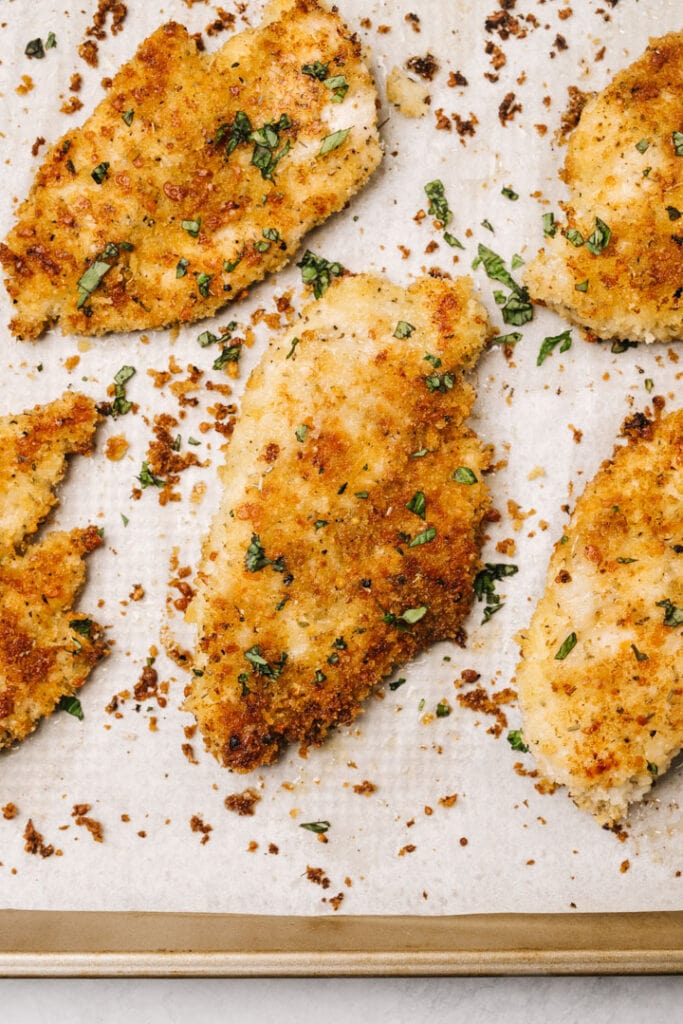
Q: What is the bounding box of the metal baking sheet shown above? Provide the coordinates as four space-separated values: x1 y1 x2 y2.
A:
0 0 682 974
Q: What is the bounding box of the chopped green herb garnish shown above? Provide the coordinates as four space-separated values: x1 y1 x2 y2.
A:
245 534 271 572
555 632 577 660
91 162 109 184
667 206 682 221
213 344 241 370
301 61 329 80
389 677 406 691
673 131 683 157
295 424 309 443
410 448 430 458
631 644 649 662
647 761 659 776
476 244 517 291
511 253 524 270
616 557 637 564
318 127 351 156
198 330 218 347
393 321 415 339
254 239 271 253
537 329 572 366
332 637 347 650
286 337 300 359
250 113 292 179
507 730 529 752
324 74 349 102
635 138 650 154
263 227 280 242
575 279 589 292
220 110 253 156
195 272 212 297
611 339 637 354
444 232 464 249
355 491 369 499
474 563 518 624
182 218 201 238
384 605 428 628
58 696 83 720
244 645 288 680
313 669 327 684
137 461 165 489
122 109 134 126
406 491 426 519
501 186 518 201
70 618 92 637
453 467 477 484
223 254 242 273
176 257 189 278
542 212 557 237
45 32 57 49
424 352 442 367
585 216 611 255
300 820 330 833
501 289 533 326
297 250 344 298
424 180 452 226
489 332 522 347
25 38 45 59
656 598 683 627
481 218 494 233
645 378 654 392
435 701 451 717
425 371 455 393
110 364 135 416
409 526 436 547
314 520 328 531
77 260 112 309
565 228 584 246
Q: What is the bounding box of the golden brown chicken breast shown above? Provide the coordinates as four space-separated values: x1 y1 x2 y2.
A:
516 405 683 824
525 32 683 343
0 393 106 749
0 0 381 341
186 273 493 771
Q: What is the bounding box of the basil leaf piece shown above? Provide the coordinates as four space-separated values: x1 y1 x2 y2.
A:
393 321 415 339
409 527 436 547
555 632 577 660
58 696 84 720
585 216 611 255
424 180 452 226
300 820 330 833
507 730 529 752
537 330 572 366
453 467 477 484
182 218 201 238
406 491 426 519
656 598 683 626
318 127 351 156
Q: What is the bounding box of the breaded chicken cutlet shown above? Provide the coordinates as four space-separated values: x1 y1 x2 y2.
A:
525 32 683 343
0 393 106 749
0 0 381 341
186 274 492 771
516 406 683 825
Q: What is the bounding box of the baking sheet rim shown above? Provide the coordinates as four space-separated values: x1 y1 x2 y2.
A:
0 909 681 976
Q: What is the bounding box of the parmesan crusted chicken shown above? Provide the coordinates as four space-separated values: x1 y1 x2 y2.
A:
186 274 492 771
0 0 381 341
525 32 683 343
0 393 106 749
516 406 683 824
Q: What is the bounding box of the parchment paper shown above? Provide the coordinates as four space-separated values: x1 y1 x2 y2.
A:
0 0 681 916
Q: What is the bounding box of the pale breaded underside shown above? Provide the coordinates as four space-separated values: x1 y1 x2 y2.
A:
516 407 683 824
525 32 683 343
0 0 381 341
0 394 106 749
186 274 492 771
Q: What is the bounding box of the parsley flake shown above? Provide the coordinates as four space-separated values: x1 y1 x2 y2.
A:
501 186 518 201
585 217 611 255
295 424 309 443
409 526 436 547
300 820 330 833
673 131 683 157
424 180 452 226
122 109 134 126
656 598 683 627
474 563 518 624
635 138 650 153
301 61 329 80
453 467 477 484
91 162 109 184
507 730 529 752
195 272 212 297
137 461 165 489
565 229 584 247
406 491 426 519
182 218 201 238
542 212 557 237
176 257 189 278
324 75 349 102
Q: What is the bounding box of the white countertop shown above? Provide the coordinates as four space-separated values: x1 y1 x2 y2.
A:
1 976 682 1022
